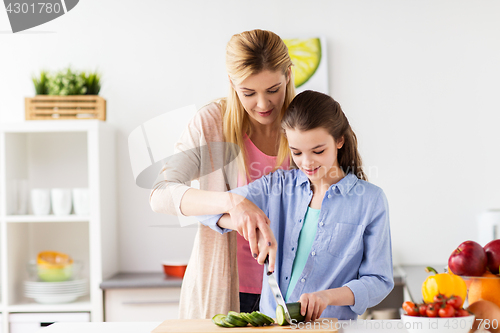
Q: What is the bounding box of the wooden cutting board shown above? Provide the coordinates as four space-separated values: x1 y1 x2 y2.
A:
151 319 339 332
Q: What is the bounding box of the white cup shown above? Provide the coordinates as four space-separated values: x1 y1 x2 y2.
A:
15 180 29 215
72 188 90 216
51 188 72 216
31 189 51 215
7 179 29 215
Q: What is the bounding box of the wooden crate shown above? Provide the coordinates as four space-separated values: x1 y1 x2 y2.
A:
25 95 106 120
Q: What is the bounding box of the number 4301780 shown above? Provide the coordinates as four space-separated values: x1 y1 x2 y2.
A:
6 3 62 14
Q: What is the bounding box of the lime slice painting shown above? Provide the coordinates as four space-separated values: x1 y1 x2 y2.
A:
284 37 328 93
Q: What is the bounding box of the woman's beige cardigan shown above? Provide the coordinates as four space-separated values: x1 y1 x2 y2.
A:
150 102 240 319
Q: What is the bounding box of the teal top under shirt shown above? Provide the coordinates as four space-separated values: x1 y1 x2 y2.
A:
285 206 320 302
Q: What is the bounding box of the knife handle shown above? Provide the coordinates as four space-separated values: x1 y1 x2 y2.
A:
264 256 273 276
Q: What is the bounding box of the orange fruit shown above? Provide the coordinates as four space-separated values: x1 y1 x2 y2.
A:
468 271 500 308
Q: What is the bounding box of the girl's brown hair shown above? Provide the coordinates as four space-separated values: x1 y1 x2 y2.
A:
219 29 295 177
282 90 367 181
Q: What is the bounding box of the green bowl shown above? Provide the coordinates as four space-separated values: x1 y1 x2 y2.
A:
37 264 73 282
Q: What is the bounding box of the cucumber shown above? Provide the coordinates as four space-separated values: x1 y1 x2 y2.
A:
212 314 227 327
250 311 268 326
221 317 236 328
254 311 275 325
212 310 274 328
225 311 248 327
239 313 259 327
276 302 306 326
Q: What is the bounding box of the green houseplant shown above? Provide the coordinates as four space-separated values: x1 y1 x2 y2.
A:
26 68 106 120
31 70 49 95
31 68 102 96
82 71 102 95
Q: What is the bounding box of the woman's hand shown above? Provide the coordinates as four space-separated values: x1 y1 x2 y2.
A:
217 213 277 271
299 291 330 322
225 193 276 272
255 224 277 271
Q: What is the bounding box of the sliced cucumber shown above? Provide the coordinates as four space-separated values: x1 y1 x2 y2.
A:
212 314 227 327
227 311 246 322
250 311 269 326
221 317 236 328
212 310 275 328
226 311 248 327
255 311 275 325
240 312 259 327
276 302 306 326
276 305 287 326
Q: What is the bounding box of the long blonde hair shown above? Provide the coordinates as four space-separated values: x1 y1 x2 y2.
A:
220 29 295 177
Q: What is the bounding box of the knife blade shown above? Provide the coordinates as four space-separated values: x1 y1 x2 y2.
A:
264 258 291 325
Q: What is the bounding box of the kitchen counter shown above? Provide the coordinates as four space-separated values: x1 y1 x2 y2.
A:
100 272 183 321
41 320 411 333
100 268 405 291
100 272 183 289
42 322 161 333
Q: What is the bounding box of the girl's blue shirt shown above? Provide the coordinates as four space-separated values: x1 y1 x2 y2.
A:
198 169 394 320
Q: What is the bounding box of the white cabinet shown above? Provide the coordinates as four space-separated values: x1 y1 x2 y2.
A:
0 120 117 333
104 288 180 322
10 312 89 333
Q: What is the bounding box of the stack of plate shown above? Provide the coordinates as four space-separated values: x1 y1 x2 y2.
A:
24 279 87 304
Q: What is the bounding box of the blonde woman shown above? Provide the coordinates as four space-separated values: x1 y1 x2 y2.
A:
150 29 295 319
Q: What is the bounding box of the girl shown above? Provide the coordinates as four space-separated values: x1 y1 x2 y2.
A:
199 90 394 321
150 29 295 318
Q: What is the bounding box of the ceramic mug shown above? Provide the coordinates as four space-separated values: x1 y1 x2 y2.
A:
31 188 51 215
72 188 90 216
15 179 29 215
8 179 29 215
51 188 72 216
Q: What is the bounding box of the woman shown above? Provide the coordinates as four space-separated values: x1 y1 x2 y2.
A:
150 29 295 319
199 90 393 321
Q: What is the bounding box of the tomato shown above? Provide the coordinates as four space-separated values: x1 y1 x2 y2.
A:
403 301 419 316
418 304 428 316
433 294 447 307
446 295 463 310
426 303 439 317
455 309 470 317
439 304 455 318
433 294 447 303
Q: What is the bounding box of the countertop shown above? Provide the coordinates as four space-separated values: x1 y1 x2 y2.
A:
100 267 405 290
100 272 183 289
41 320 411 333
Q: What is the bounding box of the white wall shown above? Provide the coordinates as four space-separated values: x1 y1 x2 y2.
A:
1 0 500 271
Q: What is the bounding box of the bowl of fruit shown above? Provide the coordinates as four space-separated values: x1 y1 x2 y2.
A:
447 239 500 332
401 265 475 333
448 239 500 307
402 296 474 333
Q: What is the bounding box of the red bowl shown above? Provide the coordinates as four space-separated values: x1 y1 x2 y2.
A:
162 261 187 278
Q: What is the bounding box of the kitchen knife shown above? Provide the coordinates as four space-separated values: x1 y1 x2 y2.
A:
264 257 291 325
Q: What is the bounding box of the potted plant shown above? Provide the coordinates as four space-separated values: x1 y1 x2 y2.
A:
25 67 106 120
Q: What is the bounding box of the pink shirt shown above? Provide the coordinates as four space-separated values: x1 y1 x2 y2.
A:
237 134 290 294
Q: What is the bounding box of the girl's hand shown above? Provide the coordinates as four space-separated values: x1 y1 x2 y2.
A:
299 291 330 322
226 193 276 271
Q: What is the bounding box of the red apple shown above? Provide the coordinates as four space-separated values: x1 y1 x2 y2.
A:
484 239 500 275
448 240 487 276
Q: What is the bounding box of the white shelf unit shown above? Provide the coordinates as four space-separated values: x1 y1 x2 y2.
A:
0 120 117 333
